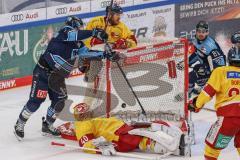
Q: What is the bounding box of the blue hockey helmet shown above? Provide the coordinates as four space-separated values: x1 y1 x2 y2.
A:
228 47 240 67
231 31 240 44
106 3 123 14
65 16 83 29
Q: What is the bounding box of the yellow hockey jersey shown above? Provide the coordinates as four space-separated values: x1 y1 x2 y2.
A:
196 66 240 117
84 16 137 48
74 117 125 152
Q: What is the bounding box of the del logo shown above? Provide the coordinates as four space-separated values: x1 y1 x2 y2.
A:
37 90 48 98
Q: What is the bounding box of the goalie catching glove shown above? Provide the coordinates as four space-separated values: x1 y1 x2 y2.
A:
92 136 116 156
188 97 200 113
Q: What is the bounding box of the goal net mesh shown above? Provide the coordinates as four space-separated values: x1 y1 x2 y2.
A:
88 37 189 123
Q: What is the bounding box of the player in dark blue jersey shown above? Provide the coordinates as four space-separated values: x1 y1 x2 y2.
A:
188 21 226 98
228 31 240 65
14 16 119 140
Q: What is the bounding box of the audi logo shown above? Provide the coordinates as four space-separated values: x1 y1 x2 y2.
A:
11 14 24 22
55 7 67 15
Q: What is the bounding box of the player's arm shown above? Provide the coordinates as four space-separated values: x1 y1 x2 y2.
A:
113 23 137 49
189 52 202 67
65 28 108 42
84 17 105 48
188 68 221 112
74 120 97 154
74 120 116 156
77 45 120 62
207 42 226 70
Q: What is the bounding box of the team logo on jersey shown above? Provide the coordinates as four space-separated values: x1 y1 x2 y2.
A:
227 71 240 79
111 32 121 39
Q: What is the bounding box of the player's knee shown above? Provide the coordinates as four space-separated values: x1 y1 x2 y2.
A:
52 98 67 113
204 144 221 160
25 98 45 113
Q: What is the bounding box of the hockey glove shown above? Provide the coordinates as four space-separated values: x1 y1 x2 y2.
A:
90 37 104 47
113 38 128 49
104 51 120 62
92 28 108 42
188 97 200 113
92 136 116 156
188 42 196 54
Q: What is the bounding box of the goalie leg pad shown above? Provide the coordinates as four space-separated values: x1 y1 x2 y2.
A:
128 122 183 152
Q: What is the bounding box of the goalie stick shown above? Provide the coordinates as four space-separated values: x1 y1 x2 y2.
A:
51 141 171 160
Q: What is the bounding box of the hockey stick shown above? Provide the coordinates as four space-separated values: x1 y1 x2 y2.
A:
202 107 215 112
51 141 168 160
115 60 147 115
104 0 114 118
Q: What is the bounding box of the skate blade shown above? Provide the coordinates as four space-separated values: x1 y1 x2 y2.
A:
13 131 23 141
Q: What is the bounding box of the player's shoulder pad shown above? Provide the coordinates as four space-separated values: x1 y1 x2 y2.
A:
204 36 218 49
212 65 225 74
89 16 104 25
118 21 129 28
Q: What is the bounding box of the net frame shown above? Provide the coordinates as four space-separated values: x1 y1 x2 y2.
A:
103 38 189 123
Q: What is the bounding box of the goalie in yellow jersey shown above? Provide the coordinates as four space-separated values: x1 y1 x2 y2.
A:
188 31 240 160
57 117 189 157
74 4 137 120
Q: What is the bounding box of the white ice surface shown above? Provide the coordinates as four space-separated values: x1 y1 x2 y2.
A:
0 76 239 160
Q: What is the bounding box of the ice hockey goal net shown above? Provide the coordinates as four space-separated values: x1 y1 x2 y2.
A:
89 37 189 123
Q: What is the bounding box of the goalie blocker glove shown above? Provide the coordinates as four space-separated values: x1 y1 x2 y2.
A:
188 97 200 113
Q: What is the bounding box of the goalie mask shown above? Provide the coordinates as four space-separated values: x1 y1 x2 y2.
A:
65 16 84 30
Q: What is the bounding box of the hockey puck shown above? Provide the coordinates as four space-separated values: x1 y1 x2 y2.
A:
121 103 126 108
